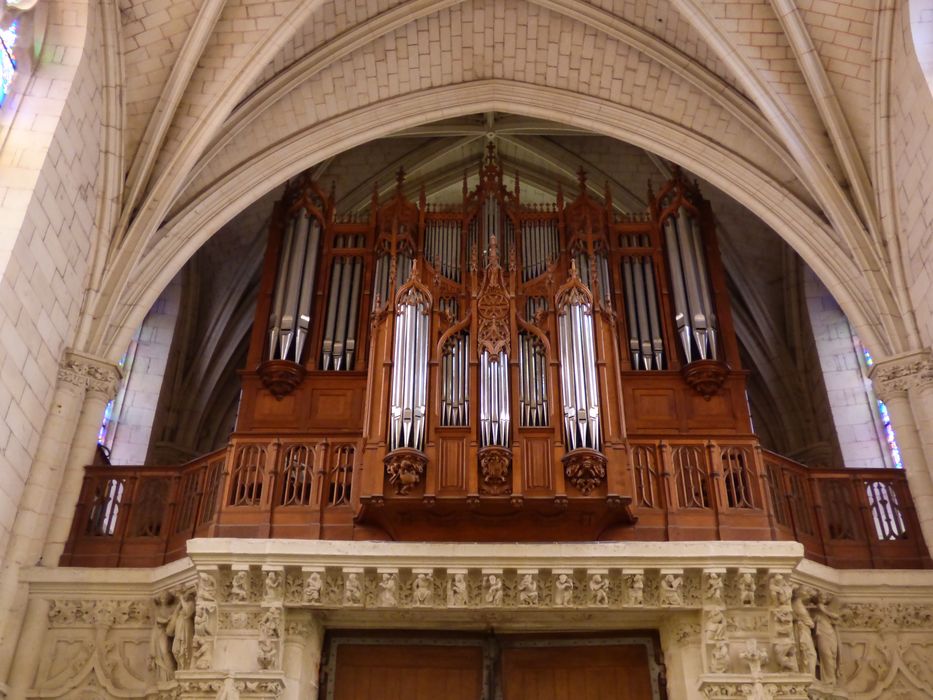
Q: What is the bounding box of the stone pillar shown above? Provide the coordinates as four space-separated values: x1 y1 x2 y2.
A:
870 350 933 553
0 351 119 687
659 613 704 700
43 359 120 563
282 613 324 700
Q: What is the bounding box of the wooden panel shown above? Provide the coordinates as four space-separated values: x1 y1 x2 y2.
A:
684 391 736 429
438 436 467 492
501 644 653 700
308 386 364 428
333 644 483 700
627 389 679 432
522 436 553 491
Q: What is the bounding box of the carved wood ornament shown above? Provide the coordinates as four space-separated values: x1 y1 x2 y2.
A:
475 234 511 358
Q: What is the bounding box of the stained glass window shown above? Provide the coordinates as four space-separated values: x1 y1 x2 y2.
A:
0 19 18 107
860 345 903 469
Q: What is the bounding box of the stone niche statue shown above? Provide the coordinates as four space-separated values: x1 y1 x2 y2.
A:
149 591 177 682
813 591 841 685
149 587 197 682
792 585 818 677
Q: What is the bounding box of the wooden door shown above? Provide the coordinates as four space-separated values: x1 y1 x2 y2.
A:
332 643 484 700
501 644 654 700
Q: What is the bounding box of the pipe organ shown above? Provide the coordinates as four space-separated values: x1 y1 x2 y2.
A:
234 147 755 541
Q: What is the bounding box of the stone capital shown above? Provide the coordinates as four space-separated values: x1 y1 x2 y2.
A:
57 349 122 398
869 349 933 401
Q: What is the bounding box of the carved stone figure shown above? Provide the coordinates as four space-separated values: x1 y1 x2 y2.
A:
344 573 362 605
705 572 724 604
772 606 794 637
257 608 280 670
485 574 503 606
627 573 644 606
589 574 609 606
413 573 433 606
149 592 177 682
738 572 757 606
192 603 213 671
448 573 468 607
660 574 683 606
710 642 730 673
814 592 840 685
554 574 574 607
171 588 196 670
706 608 726 641
197 573 217 602
792 586 818 676
303 572 323 604
518 574 539 605
769 573 792 607
263 570 282 602
739 639 768 674
774 639 799 672
228 570 250 602
378 573 398 606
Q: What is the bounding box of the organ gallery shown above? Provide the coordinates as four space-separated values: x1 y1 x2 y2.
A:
48 146 931 699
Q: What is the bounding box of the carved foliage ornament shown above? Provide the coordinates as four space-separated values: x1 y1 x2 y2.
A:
554 260 593 315
870 351 933 400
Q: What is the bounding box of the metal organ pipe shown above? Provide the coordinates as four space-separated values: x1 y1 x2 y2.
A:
557 285 601 452
479 350 510 447
439 299 469 427
664 206 717 363
519 297 549 428
321 235 365 370
389 285 430 452
268 210 322 362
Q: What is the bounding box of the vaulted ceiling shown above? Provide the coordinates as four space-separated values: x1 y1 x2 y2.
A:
78 0 927 377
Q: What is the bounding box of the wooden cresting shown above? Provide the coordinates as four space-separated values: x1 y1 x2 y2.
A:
60 147 931 567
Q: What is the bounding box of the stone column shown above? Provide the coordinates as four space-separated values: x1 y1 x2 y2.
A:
870 350 933 553
659 613 704 700
0 350 119 687
282 613 324 700
42 359 120 563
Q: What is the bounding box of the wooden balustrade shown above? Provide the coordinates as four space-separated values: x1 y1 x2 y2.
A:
60 438 931 568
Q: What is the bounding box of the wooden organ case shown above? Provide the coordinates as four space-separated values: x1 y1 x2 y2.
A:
226 146 768 543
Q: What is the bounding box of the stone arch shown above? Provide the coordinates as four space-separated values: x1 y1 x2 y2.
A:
90 81 897 367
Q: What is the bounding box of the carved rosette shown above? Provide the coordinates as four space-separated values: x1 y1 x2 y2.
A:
478 446 512 495
384 448 427 495
681 359 729 400
562 448 607 495
257 360 306 399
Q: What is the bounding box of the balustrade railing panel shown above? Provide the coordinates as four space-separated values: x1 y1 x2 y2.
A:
62 440 930 568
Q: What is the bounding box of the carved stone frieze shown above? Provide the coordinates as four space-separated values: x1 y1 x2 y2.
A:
839 602 933 630
257 607 281 670
698 680 811 699
48 599 150 626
